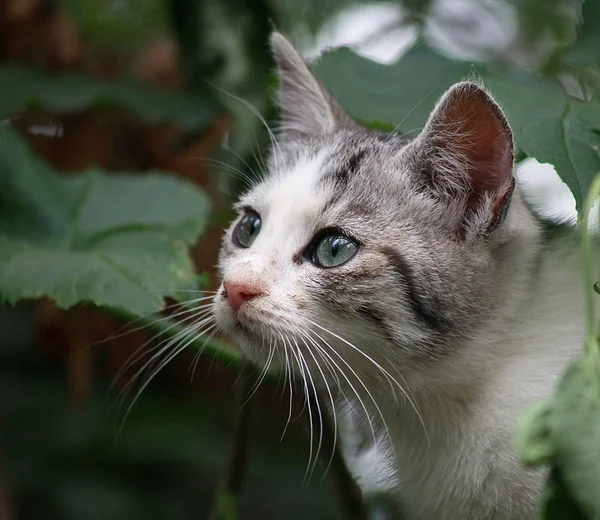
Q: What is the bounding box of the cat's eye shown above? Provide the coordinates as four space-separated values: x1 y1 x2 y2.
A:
310 234 359 268
232 211 262 248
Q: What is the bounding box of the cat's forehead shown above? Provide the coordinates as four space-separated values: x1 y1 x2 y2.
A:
239 130 411 221
240 147 330 220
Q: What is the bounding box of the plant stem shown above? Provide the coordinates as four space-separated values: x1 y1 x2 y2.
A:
581 173 600 351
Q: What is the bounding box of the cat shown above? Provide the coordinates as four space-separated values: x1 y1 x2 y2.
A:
212 31 590 519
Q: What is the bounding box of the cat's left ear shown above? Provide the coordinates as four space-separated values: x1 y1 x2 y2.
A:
412 82 515 234
270 32 358 139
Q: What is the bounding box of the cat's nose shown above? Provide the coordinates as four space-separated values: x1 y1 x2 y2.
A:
222 281 264 312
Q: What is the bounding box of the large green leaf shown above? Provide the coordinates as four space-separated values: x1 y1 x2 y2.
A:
0 66 219 129
314 44 600 212
516 352 600 519
549 355 600 519
0 126 210 315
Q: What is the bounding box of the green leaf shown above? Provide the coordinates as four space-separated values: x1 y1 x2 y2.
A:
537 468 588 520
509 0 578 52
314 44 600 212
0 126 210 315
548 355 600 518
516 400 555 467
59 0 168 50
0 66 219 129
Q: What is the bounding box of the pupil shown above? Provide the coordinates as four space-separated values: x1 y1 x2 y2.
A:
331 238 341 257
245 216 258 236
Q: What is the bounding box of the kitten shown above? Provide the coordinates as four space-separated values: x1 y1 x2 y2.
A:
213 31 590 519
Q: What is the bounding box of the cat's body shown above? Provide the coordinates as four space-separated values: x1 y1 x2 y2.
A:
213 32 591 519
339 227 584 519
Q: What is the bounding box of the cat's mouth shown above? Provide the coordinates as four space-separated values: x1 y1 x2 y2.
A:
213 297 291 356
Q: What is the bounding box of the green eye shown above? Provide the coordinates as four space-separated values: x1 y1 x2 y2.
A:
232 211 261 248
311 234 359 268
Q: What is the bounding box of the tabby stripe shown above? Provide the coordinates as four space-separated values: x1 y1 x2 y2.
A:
357 304 396 343
329 149 367 186
381 247 451 333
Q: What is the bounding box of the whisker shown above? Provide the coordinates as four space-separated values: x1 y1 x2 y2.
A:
118 321 219 433
90 297 217 353
294 339 323 483
242 340 275 407
194 157 258 187
382 83 439 144
206 80 284 175
308 328 380 447
294 326 340 480
189 325 219 382
110 306 215 388
285 334 314 482
307 319 429 446
112 316 215 426
280 337 295 441
222 139 268 186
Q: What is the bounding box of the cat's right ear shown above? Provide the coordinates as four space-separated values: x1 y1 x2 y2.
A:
270 32 357 139
409 82 515 235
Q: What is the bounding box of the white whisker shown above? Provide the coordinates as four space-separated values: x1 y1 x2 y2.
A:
294 326 340 480
306 318 429 446
242 339 275 407
294 338 323 483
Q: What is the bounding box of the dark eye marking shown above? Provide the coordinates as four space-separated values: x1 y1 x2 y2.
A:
380 247 452 333
356 304 397 343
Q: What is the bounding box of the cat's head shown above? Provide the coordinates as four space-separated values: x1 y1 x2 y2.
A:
213 32 540 390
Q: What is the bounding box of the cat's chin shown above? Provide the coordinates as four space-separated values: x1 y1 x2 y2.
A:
224 323 288 370
213 305 281 363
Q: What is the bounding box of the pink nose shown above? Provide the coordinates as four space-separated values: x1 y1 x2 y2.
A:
223 281 264 312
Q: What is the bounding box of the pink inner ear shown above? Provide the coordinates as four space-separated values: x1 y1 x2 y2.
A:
433 84 514 216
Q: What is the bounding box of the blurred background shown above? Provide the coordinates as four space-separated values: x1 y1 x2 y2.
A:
0 0 596 519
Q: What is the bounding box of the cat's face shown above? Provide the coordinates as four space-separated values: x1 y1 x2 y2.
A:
213 33 534 389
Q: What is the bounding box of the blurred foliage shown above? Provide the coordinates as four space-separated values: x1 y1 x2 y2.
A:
564 0 600 68
1 0 600 519
59 0 170 52
0 66 219 129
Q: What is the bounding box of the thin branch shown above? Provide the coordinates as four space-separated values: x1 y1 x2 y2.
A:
208 363 254 520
